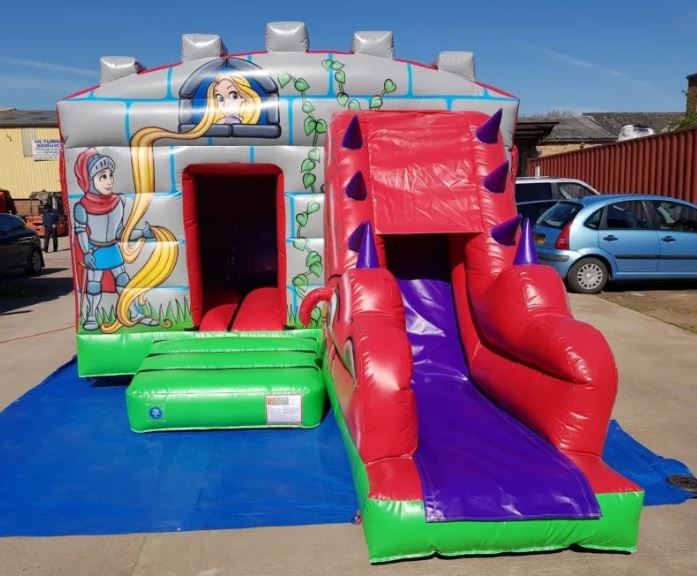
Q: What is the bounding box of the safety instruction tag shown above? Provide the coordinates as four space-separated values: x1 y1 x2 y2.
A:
266 394 302 425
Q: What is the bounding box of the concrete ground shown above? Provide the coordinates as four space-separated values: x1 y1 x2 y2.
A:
0 238 695 576
600 280 697 335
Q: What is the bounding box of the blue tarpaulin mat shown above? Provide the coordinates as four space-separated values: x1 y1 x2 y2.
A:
603 420 695 506
0 358 357 537
1 360 694 537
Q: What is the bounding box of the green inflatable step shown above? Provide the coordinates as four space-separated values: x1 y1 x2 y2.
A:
138 350 320 372
149 336 320 355
127 333 326 433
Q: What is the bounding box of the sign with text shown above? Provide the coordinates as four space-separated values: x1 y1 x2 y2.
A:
31 139 61 161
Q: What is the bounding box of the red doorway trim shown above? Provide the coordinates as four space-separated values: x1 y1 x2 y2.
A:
181 163 286 326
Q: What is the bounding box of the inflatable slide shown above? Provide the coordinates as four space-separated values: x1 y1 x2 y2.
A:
57 22 642 562
313 110 643 560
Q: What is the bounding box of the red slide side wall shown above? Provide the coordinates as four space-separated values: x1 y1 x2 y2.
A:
323 110 635 499
446 122 620 460
182 164 286 327
329 269 417 464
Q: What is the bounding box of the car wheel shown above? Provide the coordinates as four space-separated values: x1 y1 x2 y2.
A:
26 247 43 275
566 257 608 294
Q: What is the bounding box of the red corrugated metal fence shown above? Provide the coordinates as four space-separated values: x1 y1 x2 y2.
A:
528 127 697 203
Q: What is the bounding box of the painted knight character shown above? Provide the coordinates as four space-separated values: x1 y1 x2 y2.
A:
73 148 158 330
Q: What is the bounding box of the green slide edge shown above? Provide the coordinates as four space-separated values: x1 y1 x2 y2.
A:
321 351 643 563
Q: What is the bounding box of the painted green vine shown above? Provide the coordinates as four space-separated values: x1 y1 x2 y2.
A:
277 61 398 321
321 58 397 110
291 198 322 300
277 59 397 196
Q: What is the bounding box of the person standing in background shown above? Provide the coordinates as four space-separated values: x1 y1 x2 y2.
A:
42 202 58 253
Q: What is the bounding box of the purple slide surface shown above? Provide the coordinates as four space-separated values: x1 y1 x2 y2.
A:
396 276 601 523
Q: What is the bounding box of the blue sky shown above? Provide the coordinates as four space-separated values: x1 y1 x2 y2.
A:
1 0 695 114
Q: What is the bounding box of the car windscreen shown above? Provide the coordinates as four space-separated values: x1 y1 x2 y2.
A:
537 202 583 228
517 200 557 223
514 182 553 202
557 182 597 200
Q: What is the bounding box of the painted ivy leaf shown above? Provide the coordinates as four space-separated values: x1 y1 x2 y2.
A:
348 99 361 110
294 78 310 92
334 70 346 84
308 148 320 161
384 79 397 93
309 262 322 277
302 101 315 113
337 92 349 106
292 238 307 250
320 184 325 194
301 158 316 173
307 200 321 214
321 59 332 70
303 172 316 189
296 212 308 227
315 119 327 134
370 96 383 109
304 117 317 136
278 73 291 88
310 307 322 322
293 274 309 289
305 250 322 268
331 61 344 70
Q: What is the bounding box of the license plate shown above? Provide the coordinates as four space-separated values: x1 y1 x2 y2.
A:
534 233 546 245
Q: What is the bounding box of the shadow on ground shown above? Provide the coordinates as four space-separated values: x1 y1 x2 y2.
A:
0 267 74 314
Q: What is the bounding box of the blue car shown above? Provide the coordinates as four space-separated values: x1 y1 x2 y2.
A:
534 195 697 293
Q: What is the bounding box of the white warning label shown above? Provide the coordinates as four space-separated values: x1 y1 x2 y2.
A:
266 394 302 425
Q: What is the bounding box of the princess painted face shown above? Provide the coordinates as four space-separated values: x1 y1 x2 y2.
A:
92 168 114 195
214 78 249 122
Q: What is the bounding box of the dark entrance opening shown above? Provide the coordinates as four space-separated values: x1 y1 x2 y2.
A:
383 234 452 281
182 164 285 331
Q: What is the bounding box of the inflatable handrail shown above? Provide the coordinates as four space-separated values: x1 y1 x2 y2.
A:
326 268 417 464
467 264 618 457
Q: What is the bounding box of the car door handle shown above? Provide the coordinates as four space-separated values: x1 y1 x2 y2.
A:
661 236 676 243
603 235 618 241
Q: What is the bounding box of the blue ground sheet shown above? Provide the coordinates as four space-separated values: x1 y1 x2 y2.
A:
0 359 692 536
604 420 695 506
0 359 357 536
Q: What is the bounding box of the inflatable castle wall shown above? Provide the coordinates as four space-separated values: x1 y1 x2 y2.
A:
57 22 518 376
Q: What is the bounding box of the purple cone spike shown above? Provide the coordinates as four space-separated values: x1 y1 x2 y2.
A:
491 214 522 246
356 221 379 269
513 218 538 265
476 108 503 144
345 171 367 200
347 222 366 252
342 115 363 149
483 160 509 193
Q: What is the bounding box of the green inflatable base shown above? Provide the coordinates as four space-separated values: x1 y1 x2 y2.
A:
126 332 326 432
322 354 643 563
76 329 322 377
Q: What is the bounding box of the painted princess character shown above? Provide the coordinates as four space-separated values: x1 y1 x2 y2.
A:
210 72 262 125
73 148 159 331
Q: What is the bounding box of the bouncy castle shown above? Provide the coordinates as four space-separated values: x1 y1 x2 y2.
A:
57 22 643 563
